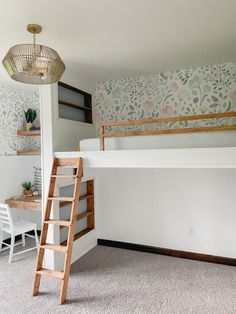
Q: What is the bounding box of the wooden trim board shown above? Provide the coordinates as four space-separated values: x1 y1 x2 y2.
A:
97 239 236 267
101 112 236 127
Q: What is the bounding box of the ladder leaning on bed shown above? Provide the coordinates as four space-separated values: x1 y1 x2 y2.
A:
32 157 84 304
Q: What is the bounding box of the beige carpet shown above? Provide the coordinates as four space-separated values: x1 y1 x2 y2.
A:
1 240 236 314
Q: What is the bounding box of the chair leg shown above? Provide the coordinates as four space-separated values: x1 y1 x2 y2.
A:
34 227 39 251
9 235 15 263
0 226 2 252
22 233 26 247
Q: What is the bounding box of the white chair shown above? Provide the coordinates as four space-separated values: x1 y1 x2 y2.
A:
0 204 39 263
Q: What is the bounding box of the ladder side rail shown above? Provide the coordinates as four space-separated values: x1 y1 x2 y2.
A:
33 159 58 296
60 158 83 304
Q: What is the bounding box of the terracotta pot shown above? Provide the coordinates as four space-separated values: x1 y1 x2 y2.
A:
26 122 33 131
23 189 33 197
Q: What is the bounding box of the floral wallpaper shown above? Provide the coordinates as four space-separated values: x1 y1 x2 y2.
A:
0 84 40 155
94 62 236 134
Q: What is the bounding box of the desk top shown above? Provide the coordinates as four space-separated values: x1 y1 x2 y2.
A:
5 196 42 211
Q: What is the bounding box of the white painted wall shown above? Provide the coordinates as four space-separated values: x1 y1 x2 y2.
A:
91 167 236 258
39 85 55 268
0 156 41 240
40 82 95 203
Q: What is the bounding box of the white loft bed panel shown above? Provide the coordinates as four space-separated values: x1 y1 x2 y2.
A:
80 131 236 151
55 147 236 169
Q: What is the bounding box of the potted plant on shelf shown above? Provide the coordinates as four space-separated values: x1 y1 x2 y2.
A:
24 108 37 131
22 181 34 197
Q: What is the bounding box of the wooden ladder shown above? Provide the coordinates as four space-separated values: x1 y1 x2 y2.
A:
32 157 83 304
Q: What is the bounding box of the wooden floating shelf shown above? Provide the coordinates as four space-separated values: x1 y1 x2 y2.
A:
17 130 41 136
17 150 41 156
74 227 93 242
61 228 94 246
59 201 72 208
76 211 94 221
59 178 94 250
60 211 94 229
60 194 94 208
59 100 92 112
79 194 94 201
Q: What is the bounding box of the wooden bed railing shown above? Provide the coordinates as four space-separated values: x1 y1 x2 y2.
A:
99 112 236 150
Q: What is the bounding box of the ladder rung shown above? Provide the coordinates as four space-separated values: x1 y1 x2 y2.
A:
76 211 94 221
54 157 81 167
41 244 68 253
44 220 71 227
51 174 77 178
56 166 77 168
36 268 64 279
48 197 74 202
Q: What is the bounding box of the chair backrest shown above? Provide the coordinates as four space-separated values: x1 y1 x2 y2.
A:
0 204 13 230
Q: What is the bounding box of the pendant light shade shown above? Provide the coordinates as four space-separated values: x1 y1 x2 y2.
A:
2 24 65 85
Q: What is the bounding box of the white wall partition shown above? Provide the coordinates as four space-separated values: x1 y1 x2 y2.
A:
40 81 96 269
94 167 236 258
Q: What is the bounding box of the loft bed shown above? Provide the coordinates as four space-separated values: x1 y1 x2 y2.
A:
57 111 236 168
53 112 236 271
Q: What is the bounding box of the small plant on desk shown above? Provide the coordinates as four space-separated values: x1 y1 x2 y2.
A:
22 181 34 197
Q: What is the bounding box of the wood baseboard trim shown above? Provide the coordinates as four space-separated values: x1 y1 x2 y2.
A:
97 239 236 267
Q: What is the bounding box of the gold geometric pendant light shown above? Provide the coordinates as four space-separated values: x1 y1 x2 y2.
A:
2 24 65 85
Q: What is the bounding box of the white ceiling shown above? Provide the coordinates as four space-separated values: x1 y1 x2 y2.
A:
0 0 236 90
